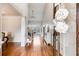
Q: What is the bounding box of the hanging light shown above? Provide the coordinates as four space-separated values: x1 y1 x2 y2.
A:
52 3 69 33
55 8 69 21
55 22 69 33
52 19 57 26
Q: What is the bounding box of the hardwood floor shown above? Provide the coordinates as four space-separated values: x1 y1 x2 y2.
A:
2 42 21 56
2 36 53 56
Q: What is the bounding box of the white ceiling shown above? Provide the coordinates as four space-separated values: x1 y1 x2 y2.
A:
0 3 20 16
10 3 28 16
28 3 45 20
0 3 53 26
10 3 46 25
28 3 46 25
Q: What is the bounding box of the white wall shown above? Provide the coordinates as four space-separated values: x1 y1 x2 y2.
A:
21 17 26 46
60 3 76 56
1 4 28 47
2 16 21 42
43 3 53 45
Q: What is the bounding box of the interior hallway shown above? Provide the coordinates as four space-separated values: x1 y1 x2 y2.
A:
2 35 53 56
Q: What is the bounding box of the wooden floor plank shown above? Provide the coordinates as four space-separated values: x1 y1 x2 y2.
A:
2 36 53 56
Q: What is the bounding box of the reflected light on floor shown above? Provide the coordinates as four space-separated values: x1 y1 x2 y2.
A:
33 35 41 46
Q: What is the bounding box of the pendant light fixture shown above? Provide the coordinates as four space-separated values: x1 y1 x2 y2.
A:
53 3 69 33
55 8 69 21
55 22 69 33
